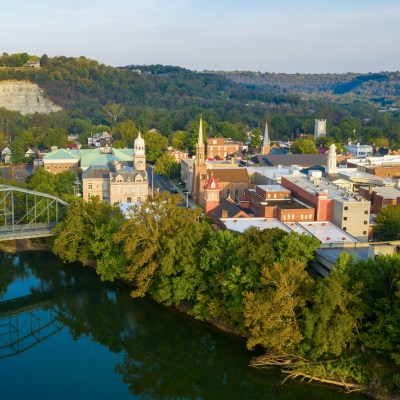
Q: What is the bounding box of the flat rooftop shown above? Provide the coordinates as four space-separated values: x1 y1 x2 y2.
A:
283 174 364 203
261 199 309 209
221 218 291 233
221 218 357 244
257 184 290 192
364 186 400 199
296 221 358 244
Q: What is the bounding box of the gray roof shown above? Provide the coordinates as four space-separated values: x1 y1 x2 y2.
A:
256 154 328 167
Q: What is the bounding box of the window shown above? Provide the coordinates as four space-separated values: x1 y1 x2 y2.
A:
344 206 348 211
364 210 368 214
88 183 92 189
363 231 367 235
127 197 132 203
364 221 368 225
226 188 231 198
343 227 347 231
235 189 239 203
137 197 141 202
343 217 347 221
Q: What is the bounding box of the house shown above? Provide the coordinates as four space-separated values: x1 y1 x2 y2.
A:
24 148 36 159
165 147 189 163
1 146 12 164
88 132 112 147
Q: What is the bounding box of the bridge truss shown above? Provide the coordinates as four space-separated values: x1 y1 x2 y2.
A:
0 294 63 359
0 185 68 241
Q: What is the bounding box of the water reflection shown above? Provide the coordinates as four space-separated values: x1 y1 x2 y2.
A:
0 252 365 400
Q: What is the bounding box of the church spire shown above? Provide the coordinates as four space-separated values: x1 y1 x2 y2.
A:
198 115 204 147
196 115 205 166
262 121 270 147
261 121 271 155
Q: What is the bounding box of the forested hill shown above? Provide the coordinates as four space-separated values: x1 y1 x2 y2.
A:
221 70 400 98
1 54 400 152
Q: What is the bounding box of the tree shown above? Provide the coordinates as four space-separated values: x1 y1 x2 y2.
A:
114 192 202 298
52 197 122 266
373 205 400 241
302 257 363 359
290 139 318 154
349 254 400 365
250 128 261 149
42 127 68 149
154 152 180 178
103 103 125 125
143 130 169 163
244 258 312 351
170 130 187 150
40 54 48 67
112 120 138 148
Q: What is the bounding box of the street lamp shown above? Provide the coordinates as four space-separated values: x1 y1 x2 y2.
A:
183 191 190 208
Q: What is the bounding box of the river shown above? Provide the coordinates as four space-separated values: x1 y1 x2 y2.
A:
0 251 367 400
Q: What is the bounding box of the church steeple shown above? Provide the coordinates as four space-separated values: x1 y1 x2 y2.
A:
261 121 271 155
196 116 205 166
262 121 270 147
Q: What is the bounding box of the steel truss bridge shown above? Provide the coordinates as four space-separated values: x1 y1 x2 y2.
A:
0 185 68 241
0 293 63 359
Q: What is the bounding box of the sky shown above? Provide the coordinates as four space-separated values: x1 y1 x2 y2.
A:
1 0 399 73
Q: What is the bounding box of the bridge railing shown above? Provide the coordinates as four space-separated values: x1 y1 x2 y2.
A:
0 222 57 233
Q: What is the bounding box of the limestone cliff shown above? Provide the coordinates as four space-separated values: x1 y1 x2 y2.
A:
0 80 62 115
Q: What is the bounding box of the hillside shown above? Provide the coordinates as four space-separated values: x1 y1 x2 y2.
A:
0 80 61 115
222 70 400 101
0 54 399 156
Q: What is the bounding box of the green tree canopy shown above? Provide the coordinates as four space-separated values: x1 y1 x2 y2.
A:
143 130 169 163
290 139 318 154
373 205 400 241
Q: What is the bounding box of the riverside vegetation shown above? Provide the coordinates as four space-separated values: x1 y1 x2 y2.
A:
43 191 400 399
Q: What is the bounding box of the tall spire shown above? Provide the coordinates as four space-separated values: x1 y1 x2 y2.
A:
196 115 205 166
262 121 270 147
198 115 204 147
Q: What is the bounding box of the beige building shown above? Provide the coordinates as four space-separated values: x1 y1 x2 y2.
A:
82 163 148 204
81 132 148 204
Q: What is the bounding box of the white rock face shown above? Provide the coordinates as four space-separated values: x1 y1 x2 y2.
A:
0 80 62 115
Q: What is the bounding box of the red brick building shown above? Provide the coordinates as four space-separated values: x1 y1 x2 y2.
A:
206 138 243 159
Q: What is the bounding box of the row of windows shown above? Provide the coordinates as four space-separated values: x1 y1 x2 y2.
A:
282 213 313 221
343 206 369 215
342 226 368 236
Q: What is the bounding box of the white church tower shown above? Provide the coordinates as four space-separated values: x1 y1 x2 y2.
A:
133 131 146 171
326 143 338 174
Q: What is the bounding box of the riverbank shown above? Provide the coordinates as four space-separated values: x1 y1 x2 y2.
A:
0 238 51 254
0 238 395 400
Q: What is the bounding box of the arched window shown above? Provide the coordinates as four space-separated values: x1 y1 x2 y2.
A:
226 188 231 199
235 189 239 203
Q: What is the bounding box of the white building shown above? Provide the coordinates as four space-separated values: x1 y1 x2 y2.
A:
345 142 373 158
